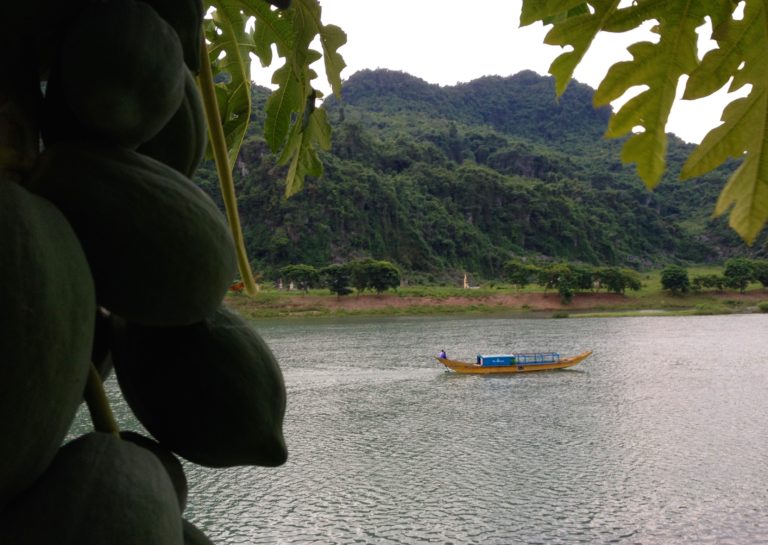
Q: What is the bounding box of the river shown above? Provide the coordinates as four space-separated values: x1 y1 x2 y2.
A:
73 313 768 544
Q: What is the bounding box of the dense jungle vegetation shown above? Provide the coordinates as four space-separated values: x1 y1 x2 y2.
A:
194 69 767 282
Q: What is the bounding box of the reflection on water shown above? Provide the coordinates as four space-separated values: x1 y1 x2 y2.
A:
72 314 768 544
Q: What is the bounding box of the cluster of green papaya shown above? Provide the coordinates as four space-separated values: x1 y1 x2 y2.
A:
1 1 289 543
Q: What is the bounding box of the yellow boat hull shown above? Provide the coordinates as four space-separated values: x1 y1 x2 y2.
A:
436 350 592 374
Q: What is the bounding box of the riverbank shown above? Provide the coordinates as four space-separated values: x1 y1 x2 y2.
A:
225 287 768 319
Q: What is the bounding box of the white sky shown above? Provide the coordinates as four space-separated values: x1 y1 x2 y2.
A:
251 0 745 144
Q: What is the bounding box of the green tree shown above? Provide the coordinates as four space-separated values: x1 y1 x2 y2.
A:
723 258 754 293
367 261 401 294
661 265 691 295
596 267 641 295
692 274 726 291
346 259 401 294
751 259 768 287
320 264 352 298
522 1 768 244
348 259 373 293
279 264 319 293
537 263 575 303
570 264 595 292
504 260 539 290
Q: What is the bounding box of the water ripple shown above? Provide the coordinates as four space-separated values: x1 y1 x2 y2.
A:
69 314 768 544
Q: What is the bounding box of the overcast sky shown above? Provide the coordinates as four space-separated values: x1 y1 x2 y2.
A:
251 0 745 144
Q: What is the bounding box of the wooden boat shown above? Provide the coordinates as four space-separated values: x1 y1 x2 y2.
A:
436 350 592 374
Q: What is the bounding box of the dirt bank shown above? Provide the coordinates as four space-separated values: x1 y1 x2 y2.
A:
223 289 768 318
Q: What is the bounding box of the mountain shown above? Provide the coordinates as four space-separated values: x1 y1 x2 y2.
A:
194 68 762 280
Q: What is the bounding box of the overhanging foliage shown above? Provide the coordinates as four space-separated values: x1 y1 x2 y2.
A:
521 0 768 244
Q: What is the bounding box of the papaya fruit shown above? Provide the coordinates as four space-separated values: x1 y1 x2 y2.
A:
91 307 114 381
40 63 94 149
121 431 189 511
112 306 287 468
183 519 217 545
29 141 237 326
2 1 89 79
0 61 43 181
56 0 185 147
140 0 204 73
0 432 183 545
0 180 96 508
137 68 207 177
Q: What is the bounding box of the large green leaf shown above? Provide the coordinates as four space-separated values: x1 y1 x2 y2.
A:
203 2 258 168
204 0 345 192
279 97 331 197
681 0 768 244
200 0 345 292
541 0 621 96
519 0 768 243
520 1 587 26
263 0 346 196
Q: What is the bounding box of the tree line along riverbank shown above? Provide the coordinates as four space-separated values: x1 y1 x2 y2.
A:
224 266 768 319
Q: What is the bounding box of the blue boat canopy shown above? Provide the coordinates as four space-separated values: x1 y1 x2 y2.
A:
477 353 561 366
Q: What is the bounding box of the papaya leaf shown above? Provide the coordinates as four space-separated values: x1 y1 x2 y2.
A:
680 1 768 243
519 1 587 26
261 0 345 193
599 3 708 188
715 147 768 246
540 0 621 96
318 23 347 98
543 4 590 26
200 0 344 292
202 4 254 168
264 62 304 154
279 102 331 197
522 0 768 242
204 0 345 193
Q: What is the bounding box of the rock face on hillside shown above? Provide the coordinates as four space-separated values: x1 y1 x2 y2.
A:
194 69 755 277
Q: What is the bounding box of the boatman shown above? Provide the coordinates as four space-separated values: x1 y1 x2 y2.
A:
439 349 447 359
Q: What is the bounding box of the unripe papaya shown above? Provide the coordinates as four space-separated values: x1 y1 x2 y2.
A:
29 141 237 326
91 307 113 381
56 0 185 147
112 306 287 468
0 61 43 181
40 64 94 149
138 68 207 177
0 432 183 545
183 519 217 545
0 180 95 508
140 0 204 73
2 2 88 79
121 431 188 511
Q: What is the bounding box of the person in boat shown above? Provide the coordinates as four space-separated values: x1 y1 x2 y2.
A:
476 355 482 366
439 349 447 359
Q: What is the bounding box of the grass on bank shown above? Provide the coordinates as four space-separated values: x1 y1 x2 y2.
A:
225 266 768 319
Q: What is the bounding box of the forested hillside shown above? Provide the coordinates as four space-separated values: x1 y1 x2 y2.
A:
194 69 765 280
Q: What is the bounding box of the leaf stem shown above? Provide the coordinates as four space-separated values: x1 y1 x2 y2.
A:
197 36 258 295
84 363 119 436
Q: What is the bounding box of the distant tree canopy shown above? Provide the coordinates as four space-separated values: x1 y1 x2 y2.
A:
278 259 401 297
672 259 768 292
661 265 691 295
723 258 754 293
279 264 319 293
196 70 761 280
502 260 641 303
320 264 353 298
347 259 401 294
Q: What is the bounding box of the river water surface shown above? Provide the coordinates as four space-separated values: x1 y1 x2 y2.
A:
76 313 768 544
